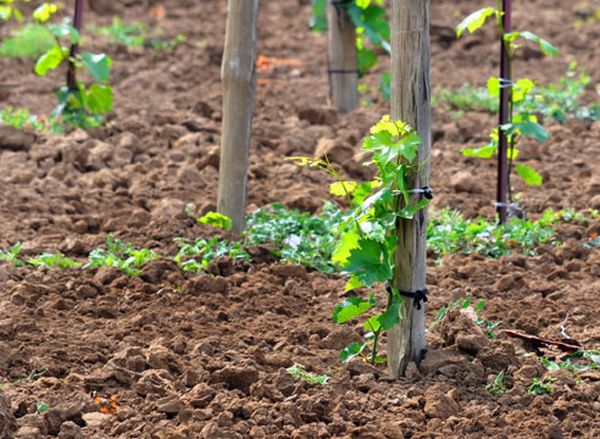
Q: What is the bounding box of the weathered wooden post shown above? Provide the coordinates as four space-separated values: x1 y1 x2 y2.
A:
387 0 431 377
217 0 260 233
327 0 359 113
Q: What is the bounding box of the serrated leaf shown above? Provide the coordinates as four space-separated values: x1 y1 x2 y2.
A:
516 163 543 186
34 46 66 76
332 229 360 265
197 211 233 230
332 295 375 324
330 181 357 197
462 144 496 159
80 52 112 82
344 274 364 292
456 7 496 37
342 239 392 286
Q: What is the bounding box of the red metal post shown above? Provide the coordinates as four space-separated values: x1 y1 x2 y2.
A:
496 0 511 224
66 0 84 90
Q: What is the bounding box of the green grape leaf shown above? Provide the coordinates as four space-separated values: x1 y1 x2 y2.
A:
397 198 429 219
330 181 357 197
516 163 543 186
33 2 58 22
339 341 366 362
80 52 112 82
332 229 360 265
85 84 113 114
505 31 559 56
34 46 66 76
48 23 79 43
462 144 496 159
504 121 549 142
363 289 403 332
344 274 364 292
342 239 392 286
487 77 500 97
332 294 375 324
456 7 496 37
357 46 377 72
513 78 535 102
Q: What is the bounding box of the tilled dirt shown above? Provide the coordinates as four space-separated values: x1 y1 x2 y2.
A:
0 0 599 438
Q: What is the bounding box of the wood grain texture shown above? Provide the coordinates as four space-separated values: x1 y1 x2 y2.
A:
217 0 260 233
388 0 431 377
327 1 359 113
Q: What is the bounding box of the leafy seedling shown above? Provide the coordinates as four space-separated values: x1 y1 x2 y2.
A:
527 376 556 395
286 364 329 385
27 252 81 270
30 1 114 129
173 237 249 273
36 402 49 414
84 235 159 276
486 370 507 396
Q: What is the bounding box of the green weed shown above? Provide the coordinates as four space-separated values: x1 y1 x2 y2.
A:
0 242 24 267
27 252 81 270
173 237 250 273
92 16 185 50
0 23 54 57
0 107 63 133
84 235 159 276
527 376 556 395
286 364 329 385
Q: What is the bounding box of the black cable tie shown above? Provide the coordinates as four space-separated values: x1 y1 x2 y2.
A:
327 68 359 75
385 283 428 310
408 186 433 200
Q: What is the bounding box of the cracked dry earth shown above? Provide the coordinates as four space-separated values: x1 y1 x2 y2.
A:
1 0 599 438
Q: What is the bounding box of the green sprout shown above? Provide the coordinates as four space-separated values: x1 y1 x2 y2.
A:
527 376 556 395
84 235 159 276
486 370 507 396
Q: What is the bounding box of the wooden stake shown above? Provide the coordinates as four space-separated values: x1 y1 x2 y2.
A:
217 0 260 233
496 0 512 224
327 0 359 113
387 0 431 377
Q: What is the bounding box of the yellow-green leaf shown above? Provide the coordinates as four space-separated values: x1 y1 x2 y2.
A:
330 181 357 197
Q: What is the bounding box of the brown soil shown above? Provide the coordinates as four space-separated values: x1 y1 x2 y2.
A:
1 0 599 438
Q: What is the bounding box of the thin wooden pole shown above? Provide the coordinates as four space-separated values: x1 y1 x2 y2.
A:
66 0 84 89
217 0 259 233
327 0 359 113
388 0 431 377
496 0 512 224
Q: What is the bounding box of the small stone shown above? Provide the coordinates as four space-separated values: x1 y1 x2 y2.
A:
156 396 183 415
82 412 110 429
15 426 42 439
58 421 84 439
